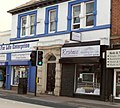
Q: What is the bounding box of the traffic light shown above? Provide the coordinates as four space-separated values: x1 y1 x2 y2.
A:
37 51 43 66
30 51 37 66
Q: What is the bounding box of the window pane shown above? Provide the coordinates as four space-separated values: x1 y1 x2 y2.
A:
22 17 27 27
22 27 26 36
73 5 81 17
50 10 56 21
21 16 26 36
86 15 94 26
50 22 56 31
86 2 94 14
116 71 120 97
72 5 81 29
13 66 28 85
48 55 56 61
30 14 35 35
30 14 35 25
49 10 56 32
73 24 80 29
73 17 80 23
30 25 34 34
75 64 100 95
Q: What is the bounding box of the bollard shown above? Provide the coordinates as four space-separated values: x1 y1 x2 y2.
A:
109 94 114 103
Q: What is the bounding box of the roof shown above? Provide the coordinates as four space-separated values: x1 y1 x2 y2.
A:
14 0 40 9
8 0 68 14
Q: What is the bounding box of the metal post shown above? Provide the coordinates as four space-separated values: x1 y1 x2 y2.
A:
35 48 38 96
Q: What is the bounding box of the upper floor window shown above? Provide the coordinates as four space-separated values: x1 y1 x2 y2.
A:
68 0 96 31
21 14 36 37
21 16 27 36
72 4 81 29
49 10 56 32
86 1 94 26
72 1 94 30
30 14 36 35
45 5 58 34
17 11 37 38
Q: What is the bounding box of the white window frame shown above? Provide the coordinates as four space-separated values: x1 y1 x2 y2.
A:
72 1 94 30
21 16 27 37
11 66 28 86
72 4 81 30
85 1 94 28
29 14 35 36
49 9 56 33
20 14 35 37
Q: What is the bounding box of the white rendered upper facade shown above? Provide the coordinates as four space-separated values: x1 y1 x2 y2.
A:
9 0 111 45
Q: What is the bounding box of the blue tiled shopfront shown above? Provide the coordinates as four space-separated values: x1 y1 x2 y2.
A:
0 41 38 93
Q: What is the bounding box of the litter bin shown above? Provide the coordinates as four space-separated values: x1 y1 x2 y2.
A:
18 78 27 94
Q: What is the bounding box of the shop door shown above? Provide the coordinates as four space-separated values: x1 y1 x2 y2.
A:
46 63 55 93
114 69 120 99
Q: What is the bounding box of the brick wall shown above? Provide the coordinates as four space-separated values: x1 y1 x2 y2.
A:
111 0 120 44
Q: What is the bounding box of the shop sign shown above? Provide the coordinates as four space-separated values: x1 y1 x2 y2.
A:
11 52 31 61
70 32 82 42
0 62 6 65
61 45 100 58
0 54 6 61
0 41 37 53
106 50 120 68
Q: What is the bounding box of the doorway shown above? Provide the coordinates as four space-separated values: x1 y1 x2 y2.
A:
0 66 6 89
46 63 56 94
46 55 56 94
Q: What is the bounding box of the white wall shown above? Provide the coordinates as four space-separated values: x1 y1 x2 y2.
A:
37 7 45 34
0 30 11 44
10 0 111 45
57 2 68 31
11 15 18 39
97 0 111 25
81 29 110 45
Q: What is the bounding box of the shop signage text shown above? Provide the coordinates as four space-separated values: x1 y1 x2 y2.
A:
0 54 6 61
11 52 31 61
61 45 100 58
0 42 37 53
106 50 120 68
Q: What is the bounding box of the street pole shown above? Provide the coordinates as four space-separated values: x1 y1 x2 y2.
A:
35 48 38 96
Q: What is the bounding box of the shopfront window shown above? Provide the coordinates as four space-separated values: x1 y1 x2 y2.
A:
75 64 101 95
114 69 120 98
12 66 28 85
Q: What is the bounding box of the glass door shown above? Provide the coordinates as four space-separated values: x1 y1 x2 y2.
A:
114 69 120 99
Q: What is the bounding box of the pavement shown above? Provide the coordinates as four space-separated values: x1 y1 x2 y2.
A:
0 89 120 108
0 98 53 108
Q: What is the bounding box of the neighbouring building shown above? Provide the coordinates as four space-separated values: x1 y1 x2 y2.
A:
0 30 11 89
105 0 120 102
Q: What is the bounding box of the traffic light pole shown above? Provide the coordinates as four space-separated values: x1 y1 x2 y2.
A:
35 65 37 96
34 48 38 96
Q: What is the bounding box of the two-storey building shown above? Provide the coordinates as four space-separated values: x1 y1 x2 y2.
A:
6 0 111 100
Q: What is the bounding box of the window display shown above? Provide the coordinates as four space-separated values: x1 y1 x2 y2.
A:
115 71 120 97
75 64 101 95
12 66 28 85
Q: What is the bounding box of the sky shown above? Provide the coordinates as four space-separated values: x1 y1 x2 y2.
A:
0 0 30 31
